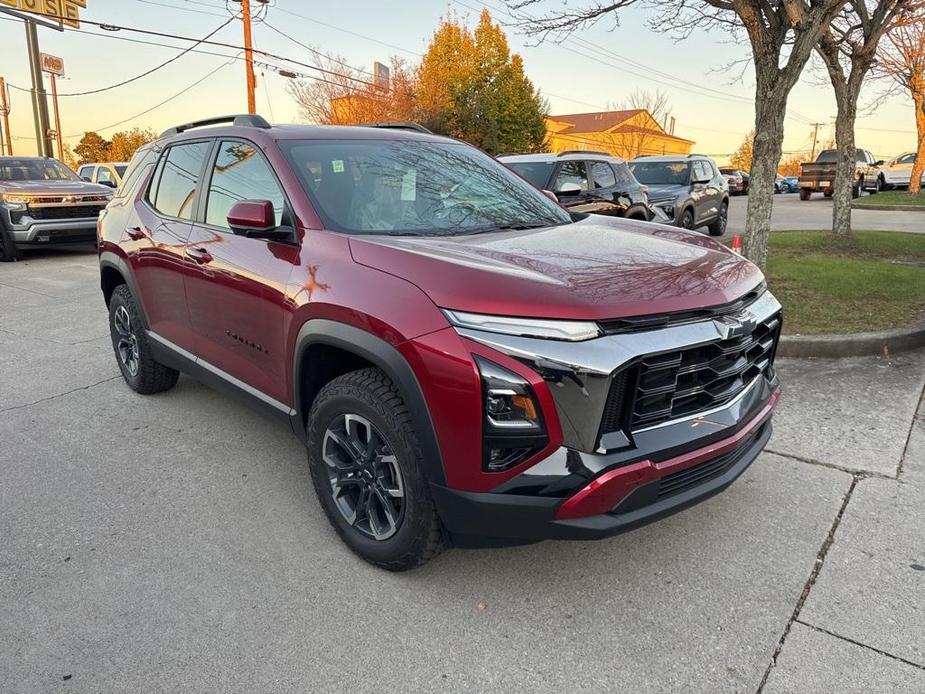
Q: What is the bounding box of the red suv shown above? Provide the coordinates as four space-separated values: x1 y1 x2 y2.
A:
98 115 781 570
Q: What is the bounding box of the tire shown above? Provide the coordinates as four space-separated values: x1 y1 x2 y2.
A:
800 188 812 201
774 183 780 194
108 284 179 394
678 208 695 230
869 177 880 195
307 368 444 571
880 175 891 191
824 190 833 199
707 201 728 236
851 180 861 199
0 220 20 262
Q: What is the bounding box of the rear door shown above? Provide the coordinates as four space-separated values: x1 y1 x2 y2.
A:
585 160 625 216
128 139 212 350
691 160 718 224
183 138 298 404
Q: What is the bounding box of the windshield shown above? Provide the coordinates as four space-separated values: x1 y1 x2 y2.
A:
281 140 570 236
0 158 79 182
629 161 690 186
115 165 128 177
503 161 554 190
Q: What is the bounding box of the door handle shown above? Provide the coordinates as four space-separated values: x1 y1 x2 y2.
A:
185 247 213 264
126 225 147 241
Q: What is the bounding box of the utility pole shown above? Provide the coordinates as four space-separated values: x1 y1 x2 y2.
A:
0 77 11 155
241 0 256 114
809 122 825 160
49 73 63 160
25 20 53 157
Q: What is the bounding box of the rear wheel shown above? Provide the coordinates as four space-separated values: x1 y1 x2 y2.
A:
800 188 812 201
707 201 728 236
108 285 179 394
307 368 444 571
824 190 834 199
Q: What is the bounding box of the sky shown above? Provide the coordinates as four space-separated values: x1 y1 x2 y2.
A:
0 0 918 164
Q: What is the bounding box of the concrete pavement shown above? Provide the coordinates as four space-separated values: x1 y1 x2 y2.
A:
726 192 925 234
1 251 924 693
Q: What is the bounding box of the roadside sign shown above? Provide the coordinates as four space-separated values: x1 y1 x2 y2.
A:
0 0 85 29
40 52 64 76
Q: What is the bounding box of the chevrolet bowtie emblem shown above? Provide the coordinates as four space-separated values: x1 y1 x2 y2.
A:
713 310 757 340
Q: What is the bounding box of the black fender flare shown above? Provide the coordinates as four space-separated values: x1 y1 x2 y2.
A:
292 319 447 486
99 251 147 317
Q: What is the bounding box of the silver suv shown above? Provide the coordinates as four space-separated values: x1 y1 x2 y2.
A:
0 156 113 262
629 154 729 236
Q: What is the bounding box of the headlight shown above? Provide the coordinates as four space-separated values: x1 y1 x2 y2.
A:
444 310 601 342
0 194 29 209
475 356 547 472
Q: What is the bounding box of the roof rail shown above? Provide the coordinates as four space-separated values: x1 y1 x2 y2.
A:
159 114 271 139
360 121 432 134
686 153 708 158
557 149 611 157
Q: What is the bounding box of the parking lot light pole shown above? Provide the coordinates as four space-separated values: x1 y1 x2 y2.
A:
24 20 54 158
0 77 11 155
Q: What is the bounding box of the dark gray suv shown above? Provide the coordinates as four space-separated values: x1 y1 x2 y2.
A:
629 154 729 236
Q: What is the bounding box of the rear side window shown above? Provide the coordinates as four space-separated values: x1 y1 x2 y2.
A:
204 140 286 229
114 148 158 199
150 141 211 219
612 162 635 184
554 161 589 192
590 161 616 188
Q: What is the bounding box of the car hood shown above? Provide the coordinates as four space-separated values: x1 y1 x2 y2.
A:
0 180 112 196
348 217 764 321
643 183 685 201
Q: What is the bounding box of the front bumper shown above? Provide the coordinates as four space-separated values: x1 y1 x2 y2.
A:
433 392 776 543
6 217 99 246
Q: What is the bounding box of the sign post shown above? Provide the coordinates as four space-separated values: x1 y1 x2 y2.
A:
25 20 54 157
0 77 11 155
41 52 64 160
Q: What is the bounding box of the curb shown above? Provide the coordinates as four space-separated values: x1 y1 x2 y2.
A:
778 319 925 358
851 203 925 212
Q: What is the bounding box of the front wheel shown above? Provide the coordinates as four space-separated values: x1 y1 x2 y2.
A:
707 201 728 236
678 208 695 230
307 368 444 571
108 285 179 394
0 220 20 262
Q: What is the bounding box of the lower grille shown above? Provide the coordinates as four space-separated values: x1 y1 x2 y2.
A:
656 424 765 500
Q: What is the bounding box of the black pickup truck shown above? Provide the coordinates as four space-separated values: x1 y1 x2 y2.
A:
798 148 881 200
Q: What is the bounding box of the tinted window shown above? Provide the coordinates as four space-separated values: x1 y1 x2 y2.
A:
151 141 211 219
281 139 569 236
590 161 616 188
898 153 916 164
816 150 838 162
554 161 589 192
0 158 78 182
630 161 690 186
115 148 158 199
503 161 554 189
205 140 286 229
693 160 711 181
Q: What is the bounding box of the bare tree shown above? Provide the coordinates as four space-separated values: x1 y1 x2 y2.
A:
507 0 848 269
815 1 916 236
874 15 925 193
613 89 673 158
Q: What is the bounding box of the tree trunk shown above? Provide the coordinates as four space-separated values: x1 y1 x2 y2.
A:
910 89 925 195
744 88 787 269
831 92 858 236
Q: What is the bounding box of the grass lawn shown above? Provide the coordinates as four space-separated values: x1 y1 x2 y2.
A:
764 230 925 335
853 189 925 207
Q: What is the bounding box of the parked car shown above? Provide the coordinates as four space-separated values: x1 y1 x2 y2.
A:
78 162 130 188
877 153 924 190
776 175 798 193
497 151 655 221
720 167 749 195
98 115 782 570
0 156 113 262
798 148 880 200
629 154 729 235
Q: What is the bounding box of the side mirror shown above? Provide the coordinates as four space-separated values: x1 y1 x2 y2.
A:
99 179 117 188
555 181 583 197
874 160 884 167
80 176 92 182
227 199 289 240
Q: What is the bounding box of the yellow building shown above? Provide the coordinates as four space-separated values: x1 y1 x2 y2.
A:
546 110 694 159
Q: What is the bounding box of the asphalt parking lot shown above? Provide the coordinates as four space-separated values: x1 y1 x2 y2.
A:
2 252 924 693
726 191 925 235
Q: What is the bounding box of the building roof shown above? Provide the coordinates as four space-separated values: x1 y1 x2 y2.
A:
547 110 694 144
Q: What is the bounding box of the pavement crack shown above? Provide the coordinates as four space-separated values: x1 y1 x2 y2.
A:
793 620 925 672
0 376 121 413
896 381 925 479
766 448 894 479
755 473 862 693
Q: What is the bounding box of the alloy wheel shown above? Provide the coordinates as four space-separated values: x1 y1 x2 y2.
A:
322 413 405 541
113 305 140 377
